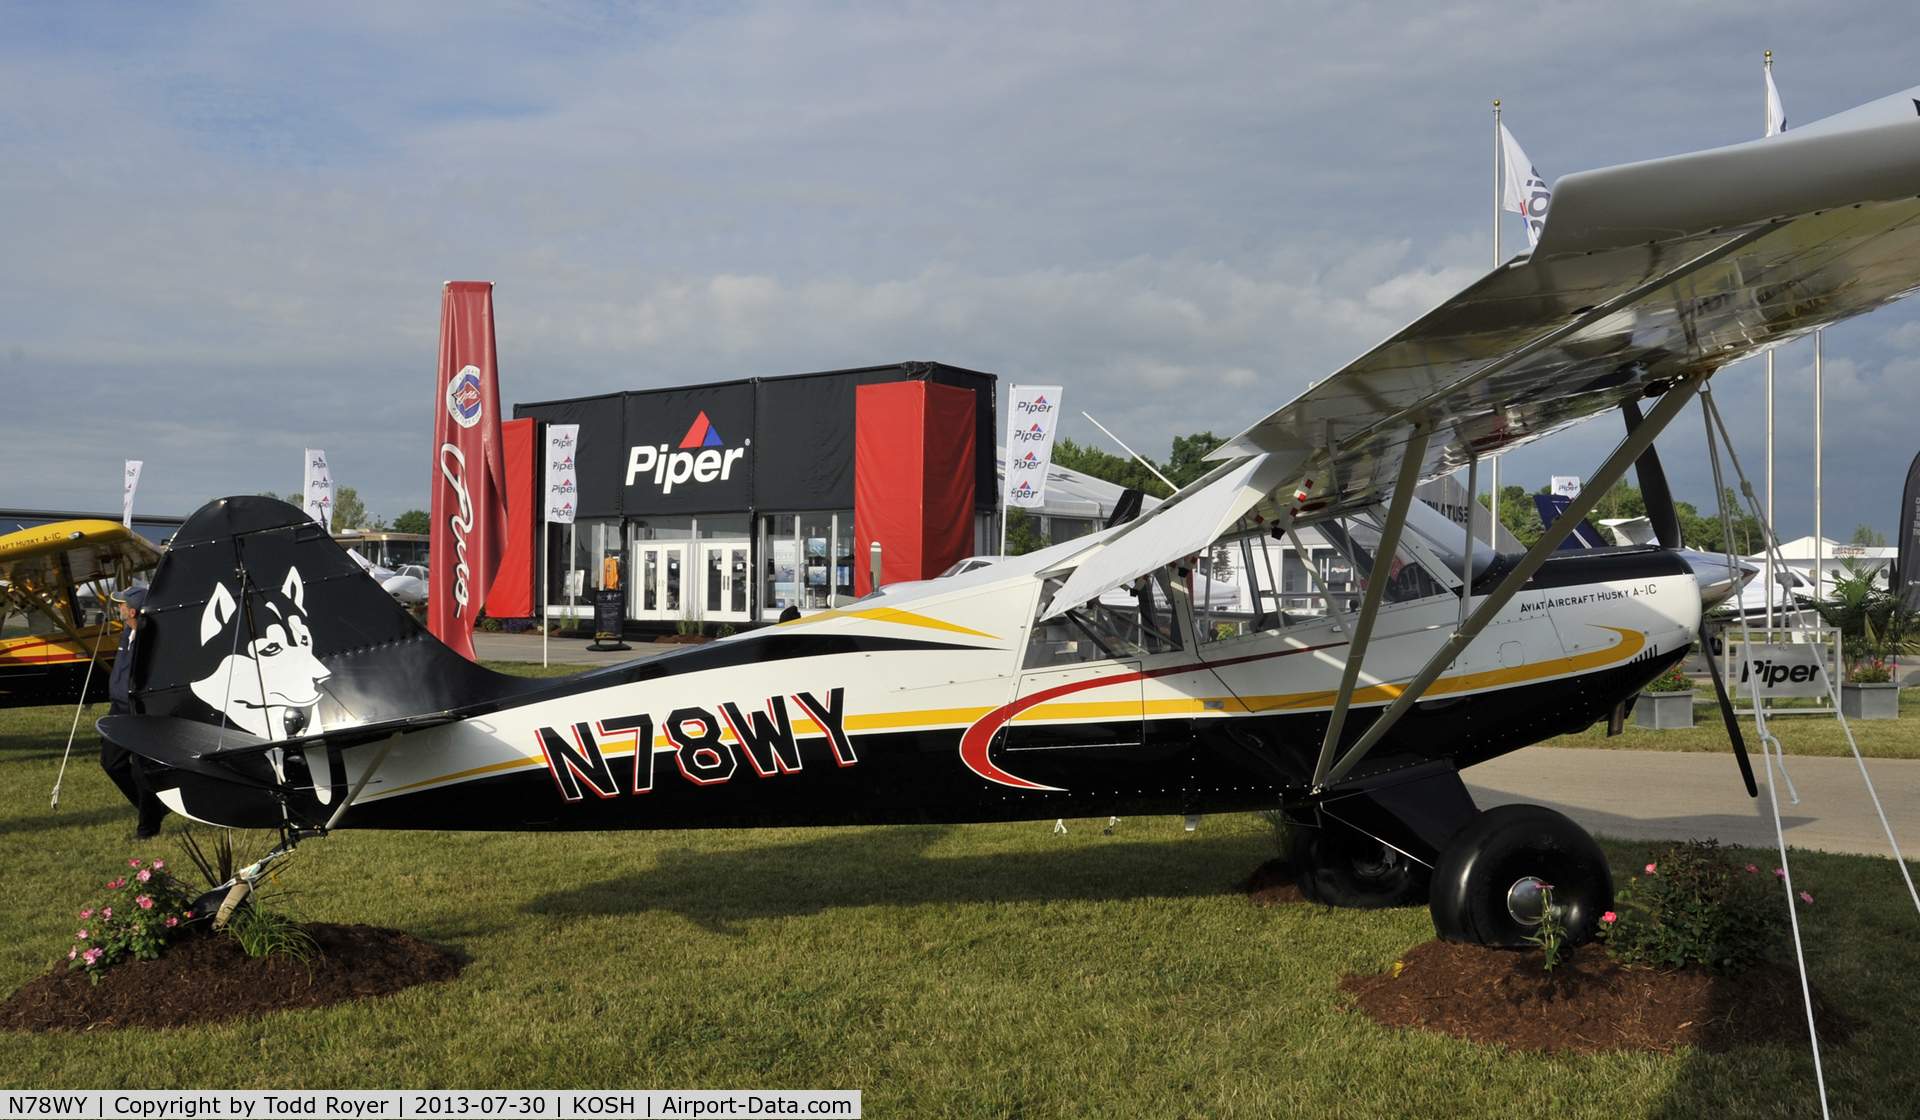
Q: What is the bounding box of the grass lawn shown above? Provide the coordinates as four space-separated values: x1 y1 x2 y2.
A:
1543 688 1920 759
2 668 1917 1116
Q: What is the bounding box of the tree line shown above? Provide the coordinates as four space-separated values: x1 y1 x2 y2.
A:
260 487 429 535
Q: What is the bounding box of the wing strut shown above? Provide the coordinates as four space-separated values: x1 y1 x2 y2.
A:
1310 422 1432 789
1316 372 1704 790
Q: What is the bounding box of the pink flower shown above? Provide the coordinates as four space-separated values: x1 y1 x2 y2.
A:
76 930 88 940
137 869 152 883
68 948 77 960
1645 863 1657 874
1602 911 1618 923
101 907 111 919
128 858 142 868
1800 891 1814 905
136 896 153 910
164 917 179 929
1746 864 1759 874
1773 868 1786 878
82 948 100 965
151 860 164 870
79 909 93 920
106 878 125 890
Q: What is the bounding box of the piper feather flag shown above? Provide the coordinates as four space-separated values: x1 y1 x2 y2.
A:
1500 123 1551 249
1766 64 1788 137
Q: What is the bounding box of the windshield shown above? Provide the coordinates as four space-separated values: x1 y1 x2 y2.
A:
1317 504 1474 604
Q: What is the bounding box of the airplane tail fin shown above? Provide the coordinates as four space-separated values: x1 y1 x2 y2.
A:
104 496 554 829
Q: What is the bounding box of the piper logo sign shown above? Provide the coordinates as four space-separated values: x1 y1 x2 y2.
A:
1735 641 1831 699
626 412 750 494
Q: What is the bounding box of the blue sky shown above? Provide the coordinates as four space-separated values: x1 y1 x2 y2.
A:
5 1 1919 542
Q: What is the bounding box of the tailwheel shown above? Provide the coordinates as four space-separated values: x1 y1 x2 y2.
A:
1429 803 1614 947
1292 815 1432 909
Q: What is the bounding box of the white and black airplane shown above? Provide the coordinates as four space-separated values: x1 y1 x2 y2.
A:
105 82 1920 948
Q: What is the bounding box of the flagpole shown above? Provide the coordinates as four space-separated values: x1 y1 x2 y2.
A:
1815 328 1824 606
1764 52 1776 630
1766 348 1775 628
999 388 1009 557
1489 100 1503 540
1492 100 1503 268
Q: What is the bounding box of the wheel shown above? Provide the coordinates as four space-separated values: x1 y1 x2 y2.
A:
1292 816 1431 909
1429 803 1613 947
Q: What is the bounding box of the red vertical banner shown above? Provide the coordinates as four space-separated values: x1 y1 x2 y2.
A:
854 381 976 596
429 281 508 661
487 417 538 618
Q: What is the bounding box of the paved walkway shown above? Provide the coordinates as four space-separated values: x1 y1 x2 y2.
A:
471 632 671 666
1465 746 1920 859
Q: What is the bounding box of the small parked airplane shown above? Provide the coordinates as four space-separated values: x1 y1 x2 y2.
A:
105 80 1920 947
1 520 161 708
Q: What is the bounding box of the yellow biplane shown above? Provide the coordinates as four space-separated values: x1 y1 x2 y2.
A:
0 520 162 709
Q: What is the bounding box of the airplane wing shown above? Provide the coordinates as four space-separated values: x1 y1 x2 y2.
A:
1046 83 1920 614
0 520 163 599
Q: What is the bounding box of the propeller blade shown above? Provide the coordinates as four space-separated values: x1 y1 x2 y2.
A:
1623 400 1683 549
1701 641 1759 798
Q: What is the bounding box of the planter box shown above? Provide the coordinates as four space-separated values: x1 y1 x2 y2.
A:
1636 691 1695 729
1840 682 1900 720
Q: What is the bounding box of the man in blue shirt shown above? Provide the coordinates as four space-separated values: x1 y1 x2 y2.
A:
101 585 169 839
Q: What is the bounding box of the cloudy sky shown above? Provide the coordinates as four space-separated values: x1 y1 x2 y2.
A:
6 1 1920 541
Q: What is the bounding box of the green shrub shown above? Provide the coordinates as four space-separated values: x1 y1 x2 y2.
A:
1596 839 1801 974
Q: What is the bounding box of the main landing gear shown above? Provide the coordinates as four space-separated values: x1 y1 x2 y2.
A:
1292 794 1615 949
1430 804 1614 947
1292 814 1432 909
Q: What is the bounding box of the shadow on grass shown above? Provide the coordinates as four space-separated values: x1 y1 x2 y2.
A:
0 805 133 836
524 825 1269 931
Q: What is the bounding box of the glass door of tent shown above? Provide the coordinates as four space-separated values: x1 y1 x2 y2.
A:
633 543 687 622
701 542 753 624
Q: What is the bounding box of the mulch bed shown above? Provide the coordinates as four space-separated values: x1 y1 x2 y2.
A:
1 923 460 1033
1340 938 1860 1055
1236 860 1858 1054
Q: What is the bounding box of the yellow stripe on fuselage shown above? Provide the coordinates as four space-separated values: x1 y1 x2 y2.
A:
367 627 1647 795
776 606 1001 641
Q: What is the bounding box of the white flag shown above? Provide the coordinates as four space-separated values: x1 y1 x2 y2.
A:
1765 66 1788 137
122 460 143 528
303 448 333 531
545 423 580 525
1003 385 1063 510
1500 123 1551 249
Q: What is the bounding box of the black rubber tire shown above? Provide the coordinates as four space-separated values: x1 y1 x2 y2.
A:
1429 803 1614 947
1292 818 1432 909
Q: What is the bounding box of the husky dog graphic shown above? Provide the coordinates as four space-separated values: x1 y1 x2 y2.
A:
188 567 331 740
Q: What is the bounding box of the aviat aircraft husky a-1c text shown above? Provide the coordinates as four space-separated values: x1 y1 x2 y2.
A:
106 83 1920 946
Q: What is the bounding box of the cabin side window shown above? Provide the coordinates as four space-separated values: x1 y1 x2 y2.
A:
1024 570 1183 668
1319 515 1456 604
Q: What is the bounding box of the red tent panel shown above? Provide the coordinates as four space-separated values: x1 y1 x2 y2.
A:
854 381 976 596
489 417 537 617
